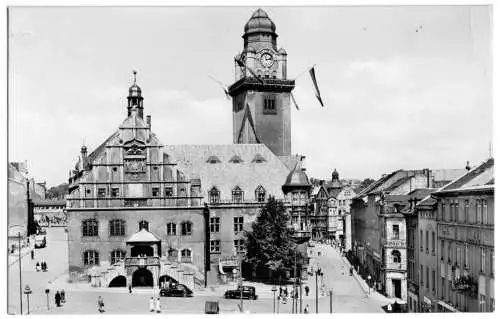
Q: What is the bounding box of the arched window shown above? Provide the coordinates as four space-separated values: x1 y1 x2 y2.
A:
82 219 99 237
139 220 149 231
209 187 220 204
232 186 244 203
255 186 266 203
167 248 178 262
392 250 401 263
83 250 100 266
110 250 126 265
109 219 126 237
181 221 192 236
181 249 192 263
166 222 177 236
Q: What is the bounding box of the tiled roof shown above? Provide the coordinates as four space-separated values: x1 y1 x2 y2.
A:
384 176 412 193
436 158 494 193
407 188 436 198
356 170 401 196
165 144 291 201
416 195 437 207
284 164 311 188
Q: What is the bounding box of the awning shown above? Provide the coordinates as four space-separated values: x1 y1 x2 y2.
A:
424 296 432 305
126 228 160 243
437 301 458 312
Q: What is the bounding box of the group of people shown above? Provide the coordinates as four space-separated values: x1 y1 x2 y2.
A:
149 297 162 313
54 290 65 307
35 260 48 272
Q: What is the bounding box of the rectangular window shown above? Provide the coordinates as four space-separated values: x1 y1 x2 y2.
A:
455 201 459 222
482 200 488 224
420 265 424 285
432 269 436 292
425 230 429 252
111 188 119 198
167 223 176 236
210 240 221 253
233 217 244 233
441 240 445 260
480 295 487 312
476 201 482 224
98 188 106 198
490 298 495 312
152 187 159 197
464 200 469 223
480 247 485 273
426 267 429 289
465 244 469 268
210 217 220 233
164 187 173 197
181 222 192 236
441 277 445 299
449 203 453 221
263 96 277 114
448 242 452 262
420 229 423 251
439 202 444 220
392 224 399 239
491 250 495 275
234 239 245 254
432 231 435 255
456 245 461 266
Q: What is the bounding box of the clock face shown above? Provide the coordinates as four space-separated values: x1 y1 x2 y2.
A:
260 53 274 68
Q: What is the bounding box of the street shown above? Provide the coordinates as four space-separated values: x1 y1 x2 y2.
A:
7 227 68 314
10 228 389 314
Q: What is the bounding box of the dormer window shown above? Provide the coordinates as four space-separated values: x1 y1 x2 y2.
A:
252 154 266 163
229 155 244 164
255 186 266 202
263 96 277 114
232 186 244 203
206 155 221 164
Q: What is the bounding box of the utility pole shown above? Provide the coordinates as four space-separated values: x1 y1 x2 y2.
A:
18 232 23 315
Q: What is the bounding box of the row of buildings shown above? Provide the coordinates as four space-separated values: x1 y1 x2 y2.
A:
350 159 494 313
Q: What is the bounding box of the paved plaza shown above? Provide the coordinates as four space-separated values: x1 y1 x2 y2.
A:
8 228 391 314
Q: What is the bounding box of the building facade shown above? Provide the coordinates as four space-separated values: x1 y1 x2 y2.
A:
66 8 311 289
433 158 494 312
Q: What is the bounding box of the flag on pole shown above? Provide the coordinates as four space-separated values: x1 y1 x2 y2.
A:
309 66 324 107
235 55 264 84
208 75 230 100
291 92 300 110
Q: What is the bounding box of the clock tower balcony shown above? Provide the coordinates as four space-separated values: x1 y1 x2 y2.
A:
228 77 295 97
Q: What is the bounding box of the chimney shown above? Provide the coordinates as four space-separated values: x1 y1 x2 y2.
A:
465 161 471 171
146 115 151 127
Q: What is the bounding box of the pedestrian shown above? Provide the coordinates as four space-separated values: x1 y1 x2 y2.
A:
31 249 34 260
61 289 65 303
55 290 61 307
98 296 104 313
149 297 155 312
305 285 309 296
155 297 161 313
128 284 132 294
36 262 40 272
304 304 309 314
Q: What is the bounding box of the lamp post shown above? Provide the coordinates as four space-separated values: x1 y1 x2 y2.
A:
45 289 50 311
367 275 372 294
315 268 323 313
24 285 32 315
329 290 333 313
18 232 23 315
272 286 277 314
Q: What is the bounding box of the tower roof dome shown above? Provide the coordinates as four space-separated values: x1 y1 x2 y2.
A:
128 70 142 97
283 164 311 188
244 8 276 35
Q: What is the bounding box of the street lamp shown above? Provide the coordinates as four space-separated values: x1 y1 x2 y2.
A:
271 286 277 314
315 268 323 314
367 275 372 294
24 285 32 315
45 289 50 311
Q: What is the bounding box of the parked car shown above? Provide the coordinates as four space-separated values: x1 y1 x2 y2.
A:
224 286 258 300
159 284 193 297
34 235 46 249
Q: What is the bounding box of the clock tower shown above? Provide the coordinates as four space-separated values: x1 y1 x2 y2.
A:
228 8 295 157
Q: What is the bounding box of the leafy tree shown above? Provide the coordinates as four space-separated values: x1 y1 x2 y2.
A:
245 197 302 282
355 178 375 193
46 183 69 199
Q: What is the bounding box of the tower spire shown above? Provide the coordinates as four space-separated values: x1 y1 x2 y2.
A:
127 70 144 118
133 70 137 85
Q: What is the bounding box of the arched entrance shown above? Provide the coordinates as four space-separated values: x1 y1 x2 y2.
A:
158 275 178 288
132 268 153 287
131 245 154 257
109 275 127 287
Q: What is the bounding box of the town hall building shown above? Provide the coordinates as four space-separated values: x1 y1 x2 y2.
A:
66 8 312 289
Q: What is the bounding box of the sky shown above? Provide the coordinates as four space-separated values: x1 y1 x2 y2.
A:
8 5 493 187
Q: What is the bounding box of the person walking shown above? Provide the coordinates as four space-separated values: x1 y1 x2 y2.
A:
55 291 61 307
149 297 155 312
98 296 104 313
304 304 310 314
155 297 161 313
128 284 132 294
305 285 310 296
30 249 34 260
61 289 66 303
35 262 40 272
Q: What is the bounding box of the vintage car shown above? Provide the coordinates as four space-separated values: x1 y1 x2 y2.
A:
159 284 193 297
34 235 46 249
224 286 258 300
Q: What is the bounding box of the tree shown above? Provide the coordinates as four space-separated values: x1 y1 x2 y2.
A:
245 197 301 282
46 183 69 199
